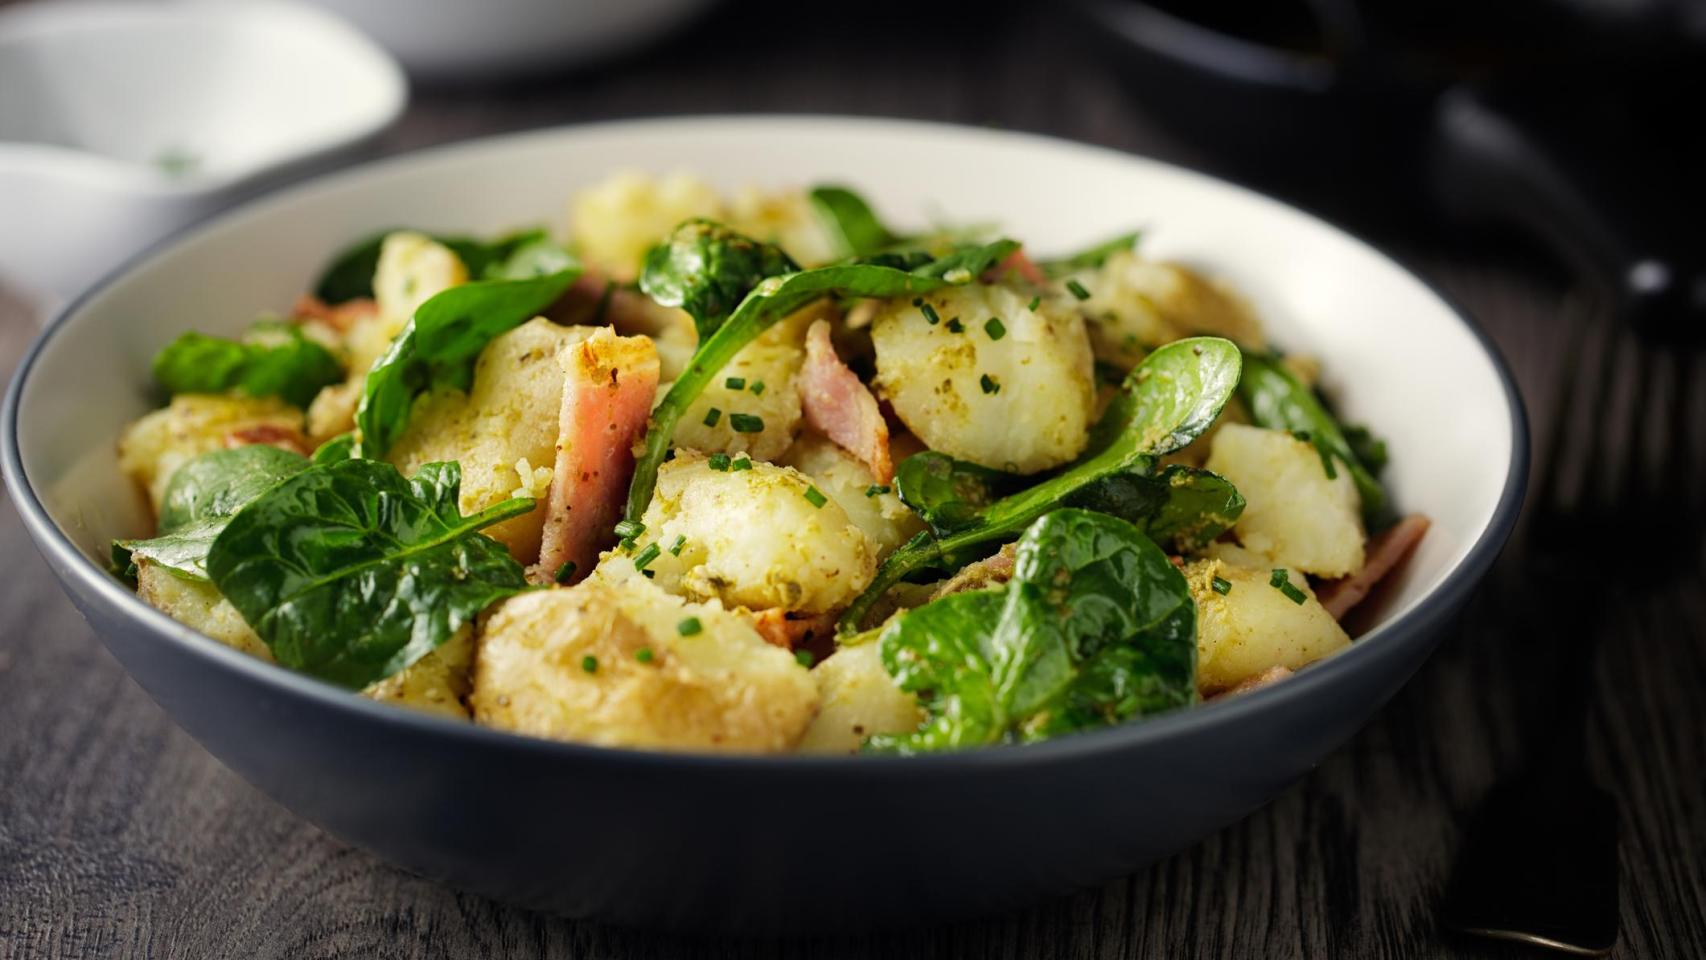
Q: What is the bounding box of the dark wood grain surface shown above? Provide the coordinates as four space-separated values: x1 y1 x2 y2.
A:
2 4 1703 957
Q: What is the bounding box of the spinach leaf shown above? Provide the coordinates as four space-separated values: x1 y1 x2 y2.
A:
311 432 357 464
623 234 1021 524
113 445 309 581
839 336 1242 633
313 227 573 302
1066 464 1245 554
868 508 1194 753
152 321 342 408
1039 230 1141 278
206 459 532 688
638 220 799 339
355 267 581 457
1237 352 1387 524
809 185 897 258
893 452 1022 536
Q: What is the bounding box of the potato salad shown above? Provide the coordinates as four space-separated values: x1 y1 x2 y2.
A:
112 176 1429 754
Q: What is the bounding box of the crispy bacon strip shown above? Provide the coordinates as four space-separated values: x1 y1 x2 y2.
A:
292 295 378 332
994 250 1047 285
528 330 660 586
225 425 310 457
1316 514 1432 620
799 319 893 483
745 609 837 650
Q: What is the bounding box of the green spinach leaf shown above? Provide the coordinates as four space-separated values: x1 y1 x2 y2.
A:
1039 230 1141 278
638 220 799 338
840 336 1241 633
113 445 309 581
893 452 1022 536
623 233 1021 524
152 321 342 408
1065 464 1244 553
869 508 1194 753
206 459 532 688
809 185 898 258
1237 352 1387 524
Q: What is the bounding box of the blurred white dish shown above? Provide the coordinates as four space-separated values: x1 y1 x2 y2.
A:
290 0 718 80
0 0 406 303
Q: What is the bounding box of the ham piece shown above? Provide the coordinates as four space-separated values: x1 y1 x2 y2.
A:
529 330 660 586
798 319 893 483
1316 514 1432 620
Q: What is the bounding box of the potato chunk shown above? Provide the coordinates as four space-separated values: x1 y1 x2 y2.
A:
1206 423 1365 578
470 578 818 752
669 331 806 462
374 231 469 325
725 185 839 267
363 628 474 720
781 434 923 559
1068 253 1264 364
797 642 923 754
1186 547 1350 695
118 394 304 514
871 285 1095 474
569 172 723 281
386 318 597 564
601 453 877 614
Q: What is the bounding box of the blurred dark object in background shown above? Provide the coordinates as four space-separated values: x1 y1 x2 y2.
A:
1076 0 1706 343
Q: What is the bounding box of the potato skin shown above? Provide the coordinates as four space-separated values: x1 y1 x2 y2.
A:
780 434 924 559
871 284 1095 474
601 453 877 615
797 642 922 754
118 394 305 514
470 578 819 752
386 318 597 565
1205 423 1365 578
1185 546 1350 695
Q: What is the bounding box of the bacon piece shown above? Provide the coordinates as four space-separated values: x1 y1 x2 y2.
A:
292 295 377 332
930 543 1019 600
745 609 837 651
1210 665 1294 701
993 250 1047 285
798 319 893 483
1316 514 1432 620
528 330 660 586
225 424 309 457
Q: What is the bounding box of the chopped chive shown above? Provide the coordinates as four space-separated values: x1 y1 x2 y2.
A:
1291 430 1313 443
635 647 655 664
946 317 965 333
865 483 891 497
794 649 816 668
1027 295 1042 311
581 655 598 673
911 297 923 307
613 519 645 540
730 456 753 471
1065 279 1092 301
642 569 655 579
632 542 662 570
920 303 942 325
803 486 828 508
708 452 731 471
750 380 766 396
1269 568 1307 605
702 407 722 427
980 373 1001 395
1211 576 1232 596
729 413 764 433
984 317 1006 340
677 616 702 636
553 560 578 584
725 376 746 390
667 534 686 556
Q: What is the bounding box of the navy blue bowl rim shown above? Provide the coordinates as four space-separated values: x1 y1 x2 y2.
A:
0 114 1531 777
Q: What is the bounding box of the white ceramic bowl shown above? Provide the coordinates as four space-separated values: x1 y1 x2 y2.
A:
0 0 406 302
2 117 1526 932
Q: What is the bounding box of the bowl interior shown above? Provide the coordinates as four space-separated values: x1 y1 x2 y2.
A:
10 116 1517 671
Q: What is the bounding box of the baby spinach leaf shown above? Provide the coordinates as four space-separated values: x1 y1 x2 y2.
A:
1066 464 1245 554
206 459 532 689
893 452 1022 536
1039 230 1141 278
809 185 897 258
113 445 309 581
638 220 799 339
313 227 572 302
311 432 357 465
152 320 342 408
623 233 1021 524
355 267 581 458
868 509 1194 754
1237 352 1387 524
840 337 1241 634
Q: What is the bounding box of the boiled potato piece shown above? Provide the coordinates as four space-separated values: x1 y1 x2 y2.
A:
374 231 468 325
669 329 806 462
1068 253 1264 356
363 628 475 720
797 642 923 754
569 172 722 281
781 434 924 559
725 185 838 267
601 453 877 614
470 577 818 752
1186 547 1349 695
871 285 1095 474
387 318 598 564
118 394 304 514
136 562 274 662
1206 423 1365 578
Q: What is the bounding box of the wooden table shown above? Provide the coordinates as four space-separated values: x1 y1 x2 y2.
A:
2 4 1702 957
